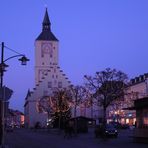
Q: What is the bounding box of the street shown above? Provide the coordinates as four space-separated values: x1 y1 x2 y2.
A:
4 128 148 148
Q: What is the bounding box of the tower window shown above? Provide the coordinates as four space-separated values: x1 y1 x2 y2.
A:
54 80 57 84
58 82 62 88
48 82 52 88
43 90 48 96
41 50 44 57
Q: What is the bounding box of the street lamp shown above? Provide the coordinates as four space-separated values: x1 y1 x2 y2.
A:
0 42 29 147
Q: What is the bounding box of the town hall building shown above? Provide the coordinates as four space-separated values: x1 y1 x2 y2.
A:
24 9 72 128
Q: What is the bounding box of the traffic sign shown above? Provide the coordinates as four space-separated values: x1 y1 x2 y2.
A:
0 86 13 101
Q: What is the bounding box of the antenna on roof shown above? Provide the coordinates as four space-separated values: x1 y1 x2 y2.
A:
41 0 48 9
44 4 48 9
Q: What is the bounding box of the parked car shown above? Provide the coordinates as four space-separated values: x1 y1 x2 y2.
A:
120 124 129 129
104 124 118 137
95 124 118 138
109 121 121 129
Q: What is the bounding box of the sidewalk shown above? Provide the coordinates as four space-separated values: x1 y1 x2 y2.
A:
0 145 9 148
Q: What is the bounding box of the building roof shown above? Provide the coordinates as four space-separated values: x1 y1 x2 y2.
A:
36 8 58 41
36 31 58 41
130 73 148 85
43 8 51 25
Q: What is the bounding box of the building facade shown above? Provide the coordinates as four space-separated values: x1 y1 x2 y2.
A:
6 109 24 128
107 73 148 125
24 9 71 128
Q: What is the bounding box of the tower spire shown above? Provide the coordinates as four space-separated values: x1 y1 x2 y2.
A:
36 8 58 41
42 8 51 31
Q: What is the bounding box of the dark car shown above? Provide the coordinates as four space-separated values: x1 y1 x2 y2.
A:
104 124 118 137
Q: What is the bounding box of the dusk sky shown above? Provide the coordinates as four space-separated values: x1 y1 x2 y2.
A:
0 0 148 111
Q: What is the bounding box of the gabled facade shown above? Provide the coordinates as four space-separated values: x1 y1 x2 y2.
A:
24 9 71 128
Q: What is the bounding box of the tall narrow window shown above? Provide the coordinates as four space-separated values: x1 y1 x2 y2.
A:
43 90 48 96
48 82 52 88
58 82 62 88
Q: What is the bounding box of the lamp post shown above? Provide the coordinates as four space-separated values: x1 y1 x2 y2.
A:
0 42 29 147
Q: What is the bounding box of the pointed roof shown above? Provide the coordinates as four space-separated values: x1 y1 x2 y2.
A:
24 89 32 100
43 8 51 25
36 8 58 41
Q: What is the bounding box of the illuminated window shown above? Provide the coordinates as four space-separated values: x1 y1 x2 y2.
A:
143 109 148 126
126 119 129 124
143 118 148 125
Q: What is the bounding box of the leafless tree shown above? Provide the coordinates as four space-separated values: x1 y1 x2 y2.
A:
84 68 128 125
37 88 72 129
68 85 87 134
52 88 72 129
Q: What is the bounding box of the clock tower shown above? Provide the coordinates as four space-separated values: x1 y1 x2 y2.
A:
24 9 72 128
35 8 59 84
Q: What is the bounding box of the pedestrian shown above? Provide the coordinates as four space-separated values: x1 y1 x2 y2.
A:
64 121 69 138
34 122 41 132
68 120 74 138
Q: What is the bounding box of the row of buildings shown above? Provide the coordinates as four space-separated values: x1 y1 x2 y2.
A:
24 9 148 129
6 109 24 128
107 73 148 126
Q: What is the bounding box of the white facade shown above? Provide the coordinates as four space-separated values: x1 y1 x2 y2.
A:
124 74 148 108
35 40 59 85
24 9 71 128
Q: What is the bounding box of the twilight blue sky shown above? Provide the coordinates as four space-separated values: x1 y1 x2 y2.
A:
0 0 148 111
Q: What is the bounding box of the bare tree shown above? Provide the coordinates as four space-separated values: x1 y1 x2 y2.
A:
69 85 86 118
37 88 72 129
84 68 128 125
68 85 86 134
52 88 72 129
37 96 53 122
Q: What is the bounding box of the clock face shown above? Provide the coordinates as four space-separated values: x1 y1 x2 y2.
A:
41 43 53 57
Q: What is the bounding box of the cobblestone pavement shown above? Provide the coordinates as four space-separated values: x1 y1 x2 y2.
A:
3 128 148 148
